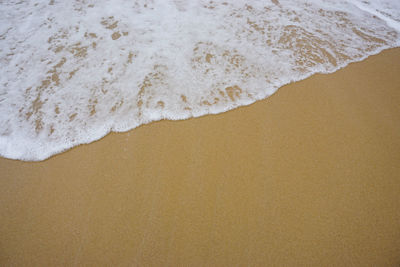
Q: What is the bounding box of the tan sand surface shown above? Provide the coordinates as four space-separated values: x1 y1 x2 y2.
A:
1 48 400 266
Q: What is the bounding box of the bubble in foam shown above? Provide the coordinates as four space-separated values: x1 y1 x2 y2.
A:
0 0 399 161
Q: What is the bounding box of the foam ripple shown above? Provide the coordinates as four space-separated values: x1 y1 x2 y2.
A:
0 0 399 161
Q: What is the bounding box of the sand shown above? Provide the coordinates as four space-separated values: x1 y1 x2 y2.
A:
1 48 400 266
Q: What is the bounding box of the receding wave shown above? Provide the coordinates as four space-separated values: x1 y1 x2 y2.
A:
0 0 399 161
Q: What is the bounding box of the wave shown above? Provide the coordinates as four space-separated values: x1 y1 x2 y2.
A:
0 0 399 161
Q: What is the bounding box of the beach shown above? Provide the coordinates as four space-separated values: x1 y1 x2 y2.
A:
0 47 400 265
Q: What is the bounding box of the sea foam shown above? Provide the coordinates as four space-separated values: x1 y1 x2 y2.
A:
0 0 399 161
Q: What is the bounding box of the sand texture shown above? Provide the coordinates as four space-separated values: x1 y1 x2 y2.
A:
1 48 400 266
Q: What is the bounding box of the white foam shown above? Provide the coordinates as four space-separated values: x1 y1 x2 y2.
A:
350 0 400 37
0 0 399 161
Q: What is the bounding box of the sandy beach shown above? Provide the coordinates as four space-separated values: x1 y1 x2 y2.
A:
0 48 400 266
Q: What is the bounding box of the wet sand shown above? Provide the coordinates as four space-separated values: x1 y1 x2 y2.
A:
1 48 400 266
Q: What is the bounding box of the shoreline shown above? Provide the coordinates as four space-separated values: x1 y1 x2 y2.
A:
1 45 398 162
1 48 400 265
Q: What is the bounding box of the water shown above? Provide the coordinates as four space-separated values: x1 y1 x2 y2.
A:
0 0 399 161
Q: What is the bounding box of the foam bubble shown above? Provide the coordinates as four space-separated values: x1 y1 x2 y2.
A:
0 0 399 161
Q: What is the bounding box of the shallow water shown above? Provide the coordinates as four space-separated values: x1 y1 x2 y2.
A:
0 0 399 161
